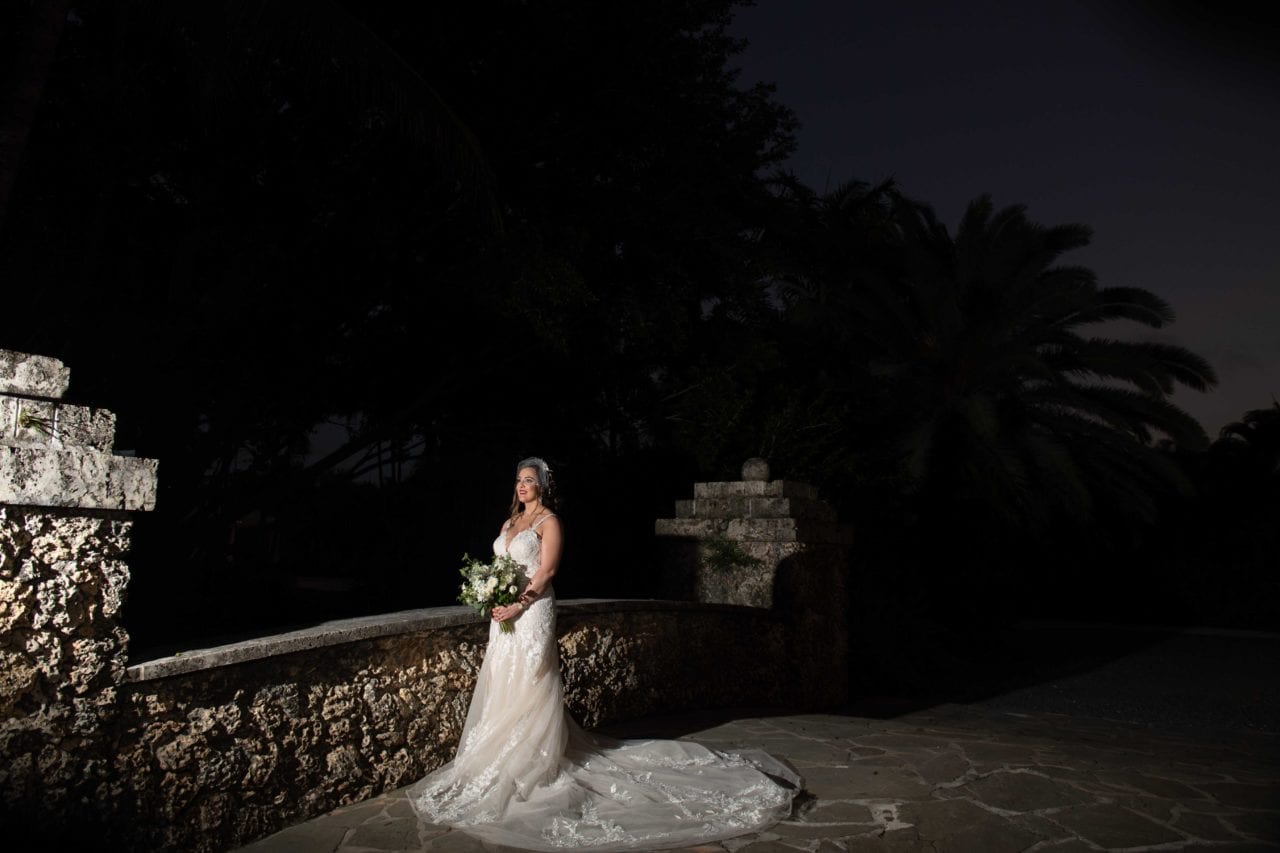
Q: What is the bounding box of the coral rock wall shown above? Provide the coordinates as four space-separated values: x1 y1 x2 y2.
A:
110 602 781 852
0 506 134 808
0 352 827 853
0 349 159 846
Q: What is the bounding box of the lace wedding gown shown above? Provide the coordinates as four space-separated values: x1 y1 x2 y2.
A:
408 515 801 850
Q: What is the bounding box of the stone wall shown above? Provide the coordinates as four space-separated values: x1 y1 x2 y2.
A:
114 601 782 852
0 349 159 846
0 595 783 852
0 351 157 512
0 506 133 793
0 351 822 852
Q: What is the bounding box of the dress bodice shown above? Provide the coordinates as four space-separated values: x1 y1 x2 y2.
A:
494 527 542 579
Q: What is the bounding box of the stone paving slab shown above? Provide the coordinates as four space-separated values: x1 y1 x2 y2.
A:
235 703 1279 853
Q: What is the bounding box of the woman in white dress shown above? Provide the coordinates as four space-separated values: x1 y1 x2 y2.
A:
409 457 800 851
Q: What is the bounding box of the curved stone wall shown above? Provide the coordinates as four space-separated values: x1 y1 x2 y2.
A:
15 600 785 852
0 352 847 853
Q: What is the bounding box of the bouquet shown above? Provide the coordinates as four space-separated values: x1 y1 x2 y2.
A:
458 553 523 633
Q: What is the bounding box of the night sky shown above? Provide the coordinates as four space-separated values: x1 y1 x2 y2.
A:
730 1 1279 436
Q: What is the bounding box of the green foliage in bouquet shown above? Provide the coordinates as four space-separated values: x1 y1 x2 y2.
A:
458 553 523 633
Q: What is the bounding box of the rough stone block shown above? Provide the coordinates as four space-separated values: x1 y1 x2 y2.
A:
0 395 116 452
692 480 820 500
654 518 720 538
0 445 158 511
694 480 770 498
729 518 851 545
0 350 70 399
693 559 775 608
58 406 116 452
691 496 751 518
745 496 789 517
724 517 799 541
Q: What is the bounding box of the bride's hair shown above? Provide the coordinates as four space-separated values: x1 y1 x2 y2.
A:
507 456 558 522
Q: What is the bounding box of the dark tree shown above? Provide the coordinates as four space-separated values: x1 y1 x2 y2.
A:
1131 402 1280 629
0 0 798 647
871 194 1216 529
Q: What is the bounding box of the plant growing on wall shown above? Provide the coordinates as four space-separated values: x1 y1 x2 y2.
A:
17 406 54 437
700 534 763 573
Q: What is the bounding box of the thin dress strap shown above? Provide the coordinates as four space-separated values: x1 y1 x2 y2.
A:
532 512 557 530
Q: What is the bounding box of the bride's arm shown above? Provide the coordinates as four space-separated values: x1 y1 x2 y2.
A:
521 517 562 600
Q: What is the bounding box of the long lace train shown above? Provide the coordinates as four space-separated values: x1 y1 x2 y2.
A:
408 523 800 850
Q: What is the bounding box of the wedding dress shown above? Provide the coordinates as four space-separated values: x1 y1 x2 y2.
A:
408 514 801 851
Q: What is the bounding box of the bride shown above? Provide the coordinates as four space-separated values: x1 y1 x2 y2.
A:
408 457 801 850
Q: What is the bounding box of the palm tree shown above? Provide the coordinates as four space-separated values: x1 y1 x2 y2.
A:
902 194 1219 525
786 190 1218 529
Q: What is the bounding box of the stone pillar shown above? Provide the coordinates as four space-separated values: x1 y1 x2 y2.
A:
655 458 851 708
0 349 158 833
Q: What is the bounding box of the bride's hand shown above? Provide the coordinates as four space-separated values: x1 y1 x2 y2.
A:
491 603 521 622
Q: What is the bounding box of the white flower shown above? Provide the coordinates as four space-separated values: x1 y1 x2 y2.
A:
508 585 518 594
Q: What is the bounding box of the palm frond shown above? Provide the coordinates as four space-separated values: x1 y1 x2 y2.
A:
1040 221 1093 256
1045 337 1219 395
1057 286 1175 329
1036 382 1209 449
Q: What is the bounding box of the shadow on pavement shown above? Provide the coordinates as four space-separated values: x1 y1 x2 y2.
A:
600 619 1280 739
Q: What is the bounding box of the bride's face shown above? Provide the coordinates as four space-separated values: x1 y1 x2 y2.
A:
515 467 541 505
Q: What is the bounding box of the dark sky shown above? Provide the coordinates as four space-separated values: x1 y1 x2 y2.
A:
729 1 1280 437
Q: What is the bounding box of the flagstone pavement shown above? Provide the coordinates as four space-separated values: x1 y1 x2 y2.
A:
236 698 1278 853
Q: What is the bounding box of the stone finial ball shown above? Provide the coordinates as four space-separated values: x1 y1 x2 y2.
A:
741 458 770 481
